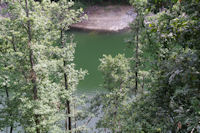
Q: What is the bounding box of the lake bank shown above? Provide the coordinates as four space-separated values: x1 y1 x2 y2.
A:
71 5 136 32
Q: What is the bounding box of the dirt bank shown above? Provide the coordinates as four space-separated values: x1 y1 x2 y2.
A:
0 4 136 32
71 5 136 32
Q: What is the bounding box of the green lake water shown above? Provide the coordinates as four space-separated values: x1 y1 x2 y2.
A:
73 31 131 93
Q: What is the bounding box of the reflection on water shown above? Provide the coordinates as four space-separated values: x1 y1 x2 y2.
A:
73 31 131 93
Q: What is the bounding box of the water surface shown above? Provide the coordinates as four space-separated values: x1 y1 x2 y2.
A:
73 31 131 93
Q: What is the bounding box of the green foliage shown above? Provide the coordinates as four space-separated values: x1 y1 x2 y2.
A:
128 0 152 94
99 54 131 92
1 0 199 132
90 54 131 132
0 0 86 132
125 0 200 132
94 0 200 132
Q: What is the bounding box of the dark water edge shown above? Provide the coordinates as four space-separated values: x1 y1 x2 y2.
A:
70 26 132 34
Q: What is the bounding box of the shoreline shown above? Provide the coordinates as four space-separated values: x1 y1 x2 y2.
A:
71 5 136 32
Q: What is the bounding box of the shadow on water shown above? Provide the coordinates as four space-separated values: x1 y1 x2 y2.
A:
72 30 132 94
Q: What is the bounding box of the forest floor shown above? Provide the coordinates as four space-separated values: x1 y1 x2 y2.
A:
71 5 136 32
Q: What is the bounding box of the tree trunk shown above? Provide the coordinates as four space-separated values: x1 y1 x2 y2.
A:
3 59 13 133
74 103 77 133
135 14 139 95
9 126 13 133
12 35 16 52
66 100 71 130
60 30 72 131
5 86 13 133
24 0 39 132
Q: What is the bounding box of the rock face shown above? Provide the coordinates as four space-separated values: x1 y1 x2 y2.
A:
71 5 136 32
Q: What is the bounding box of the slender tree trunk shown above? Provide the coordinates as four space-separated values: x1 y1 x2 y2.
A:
4 41 14 133
5 86 13 133
66 100 71 130
114 95 118 133
9 126 13 133
74 103 77 133
5 85 9 100
24 0 39 132
9 36 16 133
142 76 144 94
60 30 72 131
135 14 139 95
12 35 16 52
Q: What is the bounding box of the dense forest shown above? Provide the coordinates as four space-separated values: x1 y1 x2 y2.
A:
0 0 200 133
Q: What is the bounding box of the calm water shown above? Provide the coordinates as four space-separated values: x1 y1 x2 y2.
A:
73 31 131 93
